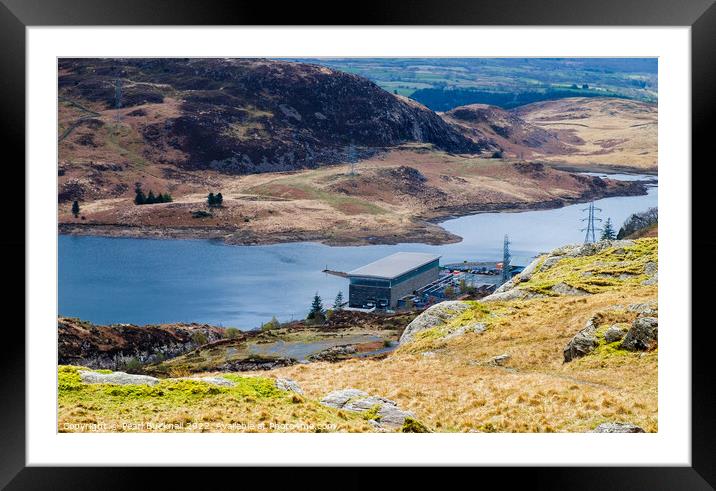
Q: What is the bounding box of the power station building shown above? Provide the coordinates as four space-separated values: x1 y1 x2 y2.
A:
347 252 441 309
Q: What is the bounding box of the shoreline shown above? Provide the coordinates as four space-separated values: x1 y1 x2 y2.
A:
58 180 650 247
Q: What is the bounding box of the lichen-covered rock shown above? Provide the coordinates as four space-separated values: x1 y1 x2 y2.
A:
275 378 304 394
79 371 160 386
563 317 599 362
173 376 237 387
551 282 590 296
592 422 645 433
320 388 414 428
320 388 369 408
621 316 658 351
444 322 486 340
603 324 628 343
481 288 532 302
399 301 472 344
627 302 658 316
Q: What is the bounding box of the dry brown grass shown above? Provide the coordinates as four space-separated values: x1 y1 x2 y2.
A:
516 97 657 170
263 286 657 433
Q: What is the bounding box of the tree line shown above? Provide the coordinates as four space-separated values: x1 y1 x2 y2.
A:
134 184 173 205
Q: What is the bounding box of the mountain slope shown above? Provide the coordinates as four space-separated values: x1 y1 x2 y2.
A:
58 58 482 175
443 97 657 170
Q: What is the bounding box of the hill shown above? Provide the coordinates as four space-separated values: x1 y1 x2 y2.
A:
58 238 657 432
513 97 657 169
443 98 657 170
59 58 481 176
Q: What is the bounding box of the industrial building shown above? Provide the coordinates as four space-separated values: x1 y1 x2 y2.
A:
347 252 441 309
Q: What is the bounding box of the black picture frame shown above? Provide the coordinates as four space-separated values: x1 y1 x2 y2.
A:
2 0 714 487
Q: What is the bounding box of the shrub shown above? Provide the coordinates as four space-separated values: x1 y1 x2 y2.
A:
225 327 240 339
191 331 208 346
401 417 431 433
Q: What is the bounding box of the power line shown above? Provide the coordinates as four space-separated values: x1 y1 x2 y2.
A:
581 201 603 243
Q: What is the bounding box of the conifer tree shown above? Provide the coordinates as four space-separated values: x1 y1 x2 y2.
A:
207 192 216 207
71 200 80 217
134 184 146 205
601 217 616 240
215 193 223 207
307 293 325 322
333 291 344 310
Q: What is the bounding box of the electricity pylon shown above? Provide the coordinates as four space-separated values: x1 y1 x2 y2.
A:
581 201 603 244
501 234 511 285
114 78 122 123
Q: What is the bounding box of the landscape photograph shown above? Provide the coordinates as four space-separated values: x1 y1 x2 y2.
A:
57 57 658 433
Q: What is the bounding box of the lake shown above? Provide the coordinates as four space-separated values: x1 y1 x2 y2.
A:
58 174 657 329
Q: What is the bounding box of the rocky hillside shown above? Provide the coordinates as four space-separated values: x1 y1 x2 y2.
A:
441 104 573 158
59 238 658 433
59 58 481 175
445 97 657 169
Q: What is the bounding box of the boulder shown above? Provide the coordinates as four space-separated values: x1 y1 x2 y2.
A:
444 322 487 340
275 378 304 394
320 388 414 428
399 301 472 344
320 388 368 408
603 324 628 343
627 302 657 316
482 288 532 302
179 376 236 387
551 282 589 296
592 422 645 433
621 316 658 351
488 354 511 366
79 370 160 386
540 255 562 271
563 317 599 362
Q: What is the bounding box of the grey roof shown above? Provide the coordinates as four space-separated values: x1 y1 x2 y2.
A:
347 252 441 280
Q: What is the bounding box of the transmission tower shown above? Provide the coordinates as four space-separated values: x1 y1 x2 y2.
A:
581 201 603 244
114 78 122 122
501 234 511 285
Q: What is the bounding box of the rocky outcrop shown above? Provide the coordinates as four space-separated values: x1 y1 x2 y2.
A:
80 370 161 386
58 317 226 370
275 378 303 394
563 316 600 362
621 316 658 351
79 370 238 387
592 422 645 433
320 388 414 428
59 58 483 175
398 301 473 344
604 324 628 343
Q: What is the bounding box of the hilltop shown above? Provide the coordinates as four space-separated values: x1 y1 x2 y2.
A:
59 58 480 176
59 238 657 432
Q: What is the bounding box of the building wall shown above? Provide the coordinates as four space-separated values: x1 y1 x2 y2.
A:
348 265 439 309
349 284 391 308
389 266 439 307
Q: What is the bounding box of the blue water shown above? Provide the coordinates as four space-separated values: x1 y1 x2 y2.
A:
58 175 657 329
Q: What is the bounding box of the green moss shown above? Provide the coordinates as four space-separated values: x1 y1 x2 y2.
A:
400 417 431 433
362 404 382 421
521 238 657 296
221 374 283 399
58 365 83 391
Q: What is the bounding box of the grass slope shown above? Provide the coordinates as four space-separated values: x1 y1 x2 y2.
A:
58 238 657 433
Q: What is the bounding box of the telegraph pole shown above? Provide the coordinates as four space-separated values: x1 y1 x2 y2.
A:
581 201 603 243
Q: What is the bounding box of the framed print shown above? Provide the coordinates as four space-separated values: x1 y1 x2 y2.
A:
4 0 715 486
